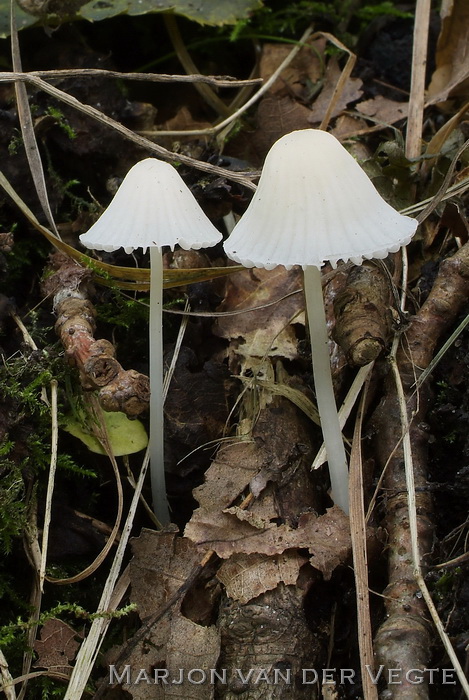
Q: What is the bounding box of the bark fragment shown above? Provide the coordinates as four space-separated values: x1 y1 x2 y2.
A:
217 584 323 700
42 253 150 417
333 262 393 366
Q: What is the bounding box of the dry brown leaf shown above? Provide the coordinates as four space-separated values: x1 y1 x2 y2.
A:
217 551 308 604
158 104 212 133
186 506 351 580
308 57 363 124
214 266 304 361
355 95 409 124
163 616 220 699
427 0 469 104
254 95 312 154
107 613 219 700
332 113 370 138
129 527 201 619
259 40 324 99
192 442 265 510
33 618 81 674
105 529 219 699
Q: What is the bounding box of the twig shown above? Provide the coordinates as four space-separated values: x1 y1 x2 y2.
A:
9 1 60 238
0 648 17 700
200 24 315 135
63 446 150 700
318 32 357 131
0 73 257 189
38 379 58 592
2 68 261 87
349 382 378 700
406 0 431 160
164 14 233 118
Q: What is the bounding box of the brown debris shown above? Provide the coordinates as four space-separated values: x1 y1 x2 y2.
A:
213 266 304 365
372 243 469 694
0 231 14 253
33 618 81 676
333 262 394 365
216 551 309 605
102 528 219 700
42 253 150 417
217 584 324 700
308 57 363 125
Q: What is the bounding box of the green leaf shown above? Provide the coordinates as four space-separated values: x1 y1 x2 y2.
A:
79 0 263 25
0 0 263 37
0 3 36 38
63 409 148 456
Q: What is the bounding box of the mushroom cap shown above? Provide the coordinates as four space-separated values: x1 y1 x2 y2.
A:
224 129 418 270
79 158 222 254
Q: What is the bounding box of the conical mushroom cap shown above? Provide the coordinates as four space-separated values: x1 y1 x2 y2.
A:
224 129 418 269
79 158 222 254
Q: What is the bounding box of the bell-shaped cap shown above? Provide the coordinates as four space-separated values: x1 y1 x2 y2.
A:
79 158 222 254
224 129 418 270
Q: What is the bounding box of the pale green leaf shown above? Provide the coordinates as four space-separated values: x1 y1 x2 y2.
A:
79 0 263 25
63 410 148 456
0 0 263 37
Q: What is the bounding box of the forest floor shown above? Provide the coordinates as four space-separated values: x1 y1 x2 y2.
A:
0 1 468 699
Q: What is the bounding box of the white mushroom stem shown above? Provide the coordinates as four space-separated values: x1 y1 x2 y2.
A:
149 247 170 525
303 265 350 514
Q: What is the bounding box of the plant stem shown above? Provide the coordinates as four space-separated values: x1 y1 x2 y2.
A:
150 247 170 524
303 265 349 514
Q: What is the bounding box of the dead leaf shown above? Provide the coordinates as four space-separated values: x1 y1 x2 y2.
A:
254 95 312 155
427 0 469 104
308 57 363 124
186 506 351 580
356 95 409 124
217 551 308 604
332 113 370 138
158 104 212 133
164 616 220 699
104 529 219 699
259 40 324 99
34 618 81 674
129 528 200 619
214 267 304 361
192 442 265 510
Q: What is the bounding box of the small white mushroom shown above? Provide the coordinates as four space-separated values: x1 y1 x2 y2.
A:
224 129 418 514
80 158 222 524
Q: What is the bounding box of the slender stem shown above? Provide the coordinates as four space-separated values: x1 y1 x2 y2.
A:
303 266 349 514
149 247 171 524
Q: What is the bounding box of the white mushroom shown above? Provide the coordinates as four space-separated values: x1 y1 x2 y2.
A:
224 129 418 514
80 158 222 524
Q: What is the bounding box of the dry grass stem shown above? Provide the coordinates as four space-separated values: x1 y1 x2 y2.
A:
349 386 378 700
63 447 150 700
406 0 431 160
38 379 58 592
10 1 60 238
0 68 261 87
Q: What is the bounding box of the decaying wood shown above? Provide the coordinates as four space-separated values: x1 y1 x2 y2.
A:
333 262 394 366
42 253 150 417
372 243 469 698
217 584 323 700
